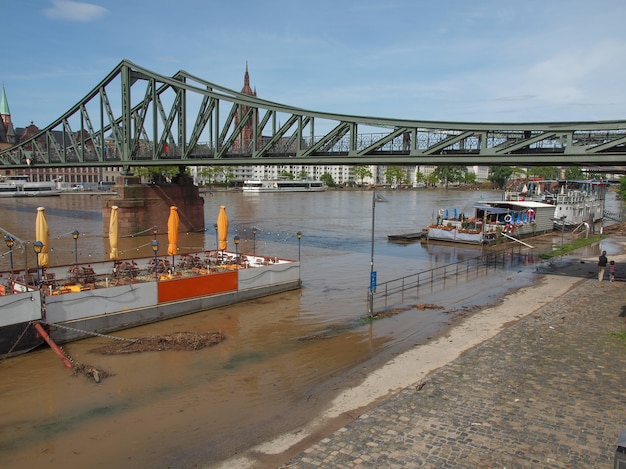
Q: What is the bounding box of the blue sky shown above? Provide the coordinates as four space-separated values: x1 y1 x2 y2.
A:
3 0 626 129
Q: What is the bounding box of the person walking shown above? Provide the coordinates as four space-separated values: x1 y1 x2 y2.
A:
598 250 608 281
609 260 616 283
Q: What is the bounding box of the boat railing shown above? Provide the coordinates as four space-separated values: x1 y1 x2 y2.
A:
368 244 532 314
0 251 294 295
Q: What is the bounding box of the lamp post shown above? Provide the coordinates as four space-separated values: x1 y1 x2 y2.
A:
72 230 79 265
368 191 377 316
252 227 257 255
234 235 240 269
33 241 44 285
151 240 159 279
213 223 218 250
152 226 158 240
4 235 14 274
560 215 566 247
297 231 302 262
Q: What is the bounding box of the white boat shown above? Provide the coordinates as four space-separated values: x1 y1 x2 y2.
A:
0 176 61 197
425 199 555 245
505 179 607 229
0 249 301 358
242 179 326 193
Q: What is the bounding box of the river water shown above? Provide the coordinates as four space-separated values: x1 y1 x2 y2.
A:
0 188 619 468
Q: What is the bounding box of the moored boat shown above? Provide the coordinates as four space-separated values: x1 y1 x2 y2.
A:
0 249 301 358
242 179 326 193
425 199 555 245
0 176 61 197
505 179 607 229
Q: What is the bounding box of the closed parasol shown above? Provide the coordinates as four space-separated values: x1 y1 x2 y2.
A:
35 207 50 267
217 205 228 251
109 206 119 260
167 206 180 261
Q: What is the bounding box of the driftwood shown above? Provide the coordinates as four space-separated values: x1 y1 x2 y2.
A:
90 331 226 355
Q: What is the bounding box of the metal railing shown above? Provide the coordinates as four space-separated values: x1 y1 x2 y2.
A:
369 245 534 314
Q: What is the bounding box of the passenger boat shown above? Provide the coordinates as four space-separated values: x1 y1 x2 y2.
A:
424 199 555 245
505 179 607 229
242 179 326 193
0 250 301 358
0 176 61 197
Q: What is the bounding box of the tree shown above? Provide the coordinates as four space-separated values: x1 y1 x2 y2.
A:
463 171 477 185
488 166 513 189
565 166 584 179
415 171 425 185
384 166 404 186
618 176 626 200
352 165 372 186
320 172 335 187
432 166 466 189
280 170 295 180
297 170 309 180
135 166 183 184
426 172 439 187
530 166 559 179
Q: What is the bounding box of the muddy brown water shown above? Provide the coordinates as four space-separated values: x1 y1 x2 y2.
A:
0 189 620 468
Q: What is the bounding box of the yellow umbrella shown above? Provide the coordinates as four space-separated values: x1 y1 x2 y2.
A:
35 206 50 267
109 206 119 260
217 205 228 251
167 206 180 257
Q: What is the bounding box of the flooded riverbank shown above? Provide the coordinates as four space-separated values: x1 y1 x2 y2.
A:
0 189 620 468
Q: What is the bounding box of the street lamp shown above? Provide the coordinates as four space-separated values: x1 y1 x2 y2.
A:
368 191 377 316
33 241 44 285
252 227 257 255
297 231 302 262
152 226 158 240
213 223 218 250
4 235 14 273
72 230 79 265
234 235 240 269
151 240 159 278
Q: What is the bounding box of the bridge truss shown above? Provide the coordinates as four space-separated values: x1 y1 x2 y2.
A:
2 59 626 170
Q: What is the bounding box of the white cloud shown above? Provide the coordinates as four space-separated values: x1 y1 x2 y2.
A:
42 0 108 22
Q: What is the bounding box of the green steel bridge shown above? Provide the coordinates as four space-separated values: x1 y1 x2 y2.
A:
2 59 626 172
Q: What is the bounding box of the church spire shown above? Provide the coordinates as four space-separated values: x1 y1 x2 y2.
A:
0 85 10 116
241 62 254 96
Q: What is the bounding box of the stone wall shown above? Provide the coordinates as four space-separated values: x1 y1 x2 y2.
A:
102 176 205 238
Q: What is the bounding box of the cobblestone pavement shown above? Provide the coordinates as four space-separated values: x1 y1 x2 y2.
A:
283 277 626 468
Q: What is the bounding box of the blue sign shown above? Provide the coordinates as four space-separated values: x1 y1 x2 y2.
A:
370 271 377 292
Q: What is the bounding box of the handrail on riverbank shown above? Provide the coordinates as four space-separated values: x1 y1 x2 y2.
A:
369 245 531 313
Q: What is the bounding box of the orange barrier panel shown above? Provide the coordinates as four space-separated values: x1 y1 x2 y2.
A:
157 271 238 303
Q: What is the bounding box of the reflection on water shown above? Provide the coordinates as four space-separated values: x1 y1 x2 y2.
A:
0 189 620 468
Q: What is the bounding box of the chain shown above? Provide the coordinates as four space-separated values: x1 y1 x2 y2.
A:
44 322 138 342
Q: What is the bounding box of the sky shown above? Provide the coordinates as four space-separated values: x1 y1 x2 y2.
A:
3 0 626 130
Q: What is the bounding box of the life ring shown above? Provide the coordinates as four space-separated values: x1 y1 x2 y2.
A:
438 209 445 217
504 214 512 223
527 209 535 220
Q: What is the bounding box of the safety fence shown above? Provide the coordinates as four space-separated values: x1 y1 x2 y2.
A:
368 244 535 314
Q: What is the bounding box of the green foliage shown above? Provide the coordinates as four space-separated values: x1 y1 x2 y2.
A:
384 166 405 185
352 165 373 185
135 166 185 183
564 166 584 179
432 165 466 188
488 166 513 189
320 172 335 187
297 170 309 180
280 170 295 180
618 176 626 200
530 166 559 179
538 234 605 259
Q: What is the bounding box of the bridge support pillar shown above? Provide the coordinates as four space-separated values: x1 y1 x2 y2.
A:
102 175 205 239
